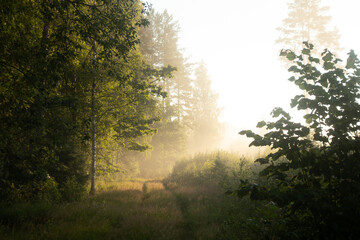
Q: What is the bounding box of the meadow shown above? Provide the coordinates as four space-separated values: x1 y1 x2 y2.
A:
0 152 280 240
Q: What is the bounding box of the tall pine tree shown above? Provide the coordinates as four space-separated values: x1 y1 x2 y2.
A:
138 9 193 176
189 62 222 153
277 0 341 55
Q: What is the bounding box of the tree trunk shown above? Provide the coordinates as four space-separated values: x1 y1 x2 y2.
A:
177 81 181 122
90 74 96 195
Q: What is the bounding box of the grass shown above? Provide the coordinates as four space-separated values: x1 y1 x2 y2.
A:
0 179 182 240
0 178 261 240
0 152 280 239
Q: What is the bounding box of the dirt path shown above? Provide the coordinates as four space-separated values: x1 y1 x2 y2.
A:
141 180 196 239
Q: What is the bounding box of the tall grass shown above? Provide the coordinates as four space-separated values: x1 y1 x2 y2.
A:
0 179 183 240
163 150 282 239
0 151 280 239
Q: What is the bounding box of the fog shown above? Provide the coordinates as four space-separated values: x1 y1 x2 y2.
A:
2 1 360 238
140 0 360 163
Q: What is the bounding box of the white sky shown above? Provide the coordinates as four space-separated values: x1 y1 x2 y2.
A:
147 0 360 150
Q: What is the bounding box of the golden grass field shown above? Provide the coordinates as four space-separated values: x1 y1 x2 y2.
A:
0 177 269 240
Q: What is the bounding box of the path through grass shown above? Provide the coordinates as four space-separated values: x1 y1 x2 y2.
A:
0 179 259 240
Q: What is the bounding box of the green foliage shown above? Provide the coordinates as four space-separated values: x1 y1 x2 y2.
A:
136 10 223 177
36 177 61 203
238 43 360 239
60 176 87 202
140 119 188 177
164 152 283 239
0 175 284 239
0 0 173 202
137 9 194 177
164 151 251 190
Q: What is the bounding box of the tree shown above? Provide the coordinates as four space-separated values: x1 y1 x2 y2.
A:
277 0 341 56
64 1 173 194
277 0 342 118
0 0 172 201
238 43 360 239
138 9 192 176
0 0 93 202
139 9 193 121
189 62 222 153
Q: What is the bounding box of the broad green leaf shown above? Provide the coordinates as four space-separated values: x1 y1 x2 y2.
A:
271 107 283 118
298 99 308 110
305 116 313 124
288 66 300 73
286 52 296 61
239 130 255 138
309 56 320 63
279 49 287 56
256 121 267 128
290 95 302 108
255 158 269 164
302 48 310 55
322 52 333 62
300 127 310 136
299 82 306 90
319 77 328 88
324 62 334 70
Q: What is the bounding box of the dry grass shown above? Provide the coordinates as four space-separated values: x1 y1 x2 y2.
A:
0 177 265 240
0 179 193 240
96 178 145 192
145 181 164 191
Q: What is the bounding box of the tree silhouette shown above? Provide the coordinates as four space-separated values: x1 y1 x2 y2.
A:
238 43 360 239
277 0 341 56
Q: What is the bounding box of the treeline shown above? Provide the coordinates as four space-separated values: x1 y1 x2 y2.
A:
0 1 221 203
137 10 222 177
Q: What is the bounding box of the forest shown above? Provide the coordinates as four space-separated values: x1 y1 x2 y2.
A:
0 0 359 239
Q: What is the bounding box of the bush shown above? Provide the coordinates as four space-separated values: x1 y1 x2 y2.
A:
59 176 87 202
36 176 61 203
238 43 360 239
164 151 252 190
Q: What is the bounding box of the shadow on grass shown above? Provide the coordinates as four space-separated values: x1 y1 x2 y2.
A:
0 186 185 240
0 179 268 240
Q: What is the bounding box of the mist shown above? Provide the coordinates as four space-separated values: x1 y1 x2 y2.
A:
1 0 360 239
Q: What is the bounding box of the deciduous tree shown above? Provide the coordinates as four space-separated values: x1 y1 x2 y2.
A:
238 43 360 239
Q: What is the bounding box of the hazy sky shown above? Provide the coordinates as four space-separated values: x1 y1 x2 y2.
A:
147 0 360 134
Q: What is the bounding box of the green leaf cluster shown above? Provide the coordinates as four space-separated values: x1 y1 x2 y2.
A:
238 43 360 239
0 0 173 202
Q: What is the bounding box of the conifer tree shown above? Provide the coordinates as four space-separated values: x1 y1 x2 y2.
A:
277 0 341 55
189 62 222 153
138 9 193 176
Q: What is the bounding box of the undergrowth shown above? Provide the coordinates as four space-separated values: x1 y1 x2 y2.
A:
0 151 280 239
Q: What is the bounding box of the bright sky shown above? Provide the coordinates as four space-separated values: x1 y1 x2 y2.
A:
148 0 360 151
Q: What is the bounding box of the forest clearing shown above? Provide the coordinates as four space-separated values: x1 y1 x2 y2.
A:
1 0 360 239
0 152 279 240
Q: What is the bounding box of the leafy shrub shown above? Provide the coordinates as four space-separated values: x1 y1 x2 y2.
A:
60 176 87 202
36 176 61 203
164 151 252 190
238 43 360 239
